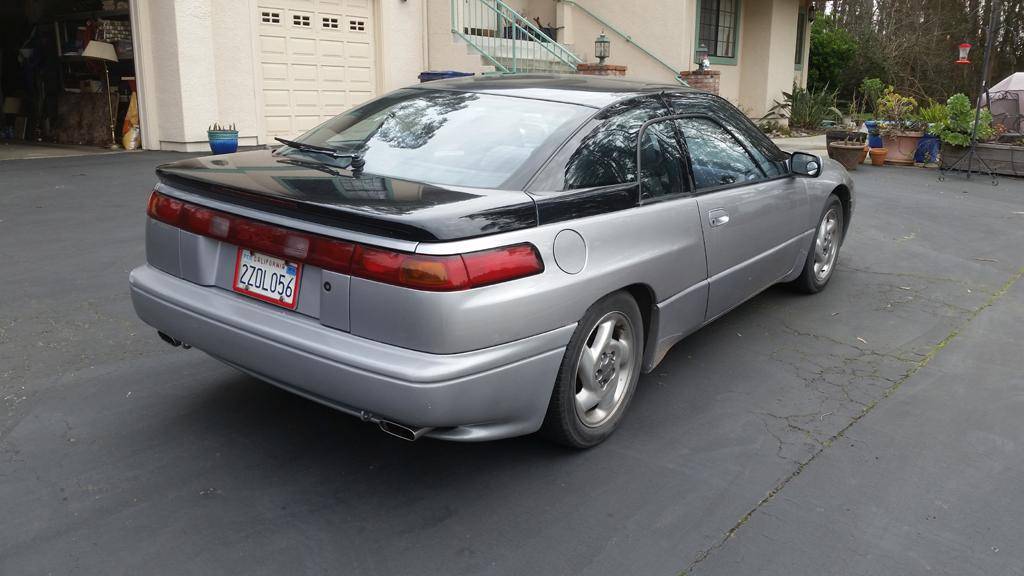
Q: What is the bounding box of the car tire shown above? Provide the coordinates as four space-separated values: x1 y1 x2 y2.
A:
794 194 845 294
541 291 644 449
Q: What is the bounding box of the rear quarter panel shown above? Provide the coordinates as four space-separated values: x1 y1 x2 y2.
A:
350 197 708 355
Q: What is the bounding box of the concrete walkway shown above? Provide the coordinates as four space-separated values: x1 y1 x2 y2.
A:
0 142 130 161
773 134 828 154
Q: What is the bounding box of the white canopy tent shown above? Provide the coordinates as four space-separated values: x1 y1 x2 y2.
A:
981 72 1024 132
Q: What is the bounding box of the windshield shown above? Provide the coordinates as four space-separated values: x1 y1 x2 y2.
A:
291 89 591 189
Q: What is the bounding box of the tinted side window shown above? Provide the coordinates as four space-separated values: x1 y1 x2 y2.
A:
639 120 690 200
665 92 789 177
561 97 668 190
677 118 762 189
716 111 788 177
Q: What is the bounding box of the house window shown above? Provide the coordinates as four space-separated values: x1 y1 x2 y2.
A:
795 8 807 68
697 0 739 61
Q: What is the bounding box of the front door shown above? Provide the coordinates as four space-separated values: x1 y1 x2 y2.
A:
675 116 808 320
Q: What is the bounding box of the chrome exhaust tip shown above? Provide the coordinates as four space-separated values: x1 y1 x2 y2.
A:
157 331 182 347
377 420 433 442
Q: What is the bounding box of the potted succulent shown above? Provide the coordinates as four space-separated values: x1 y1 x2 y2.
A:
207 122 239 154
826 129 866 161
876 87 923 165
937 93 996 170
828 135 866 171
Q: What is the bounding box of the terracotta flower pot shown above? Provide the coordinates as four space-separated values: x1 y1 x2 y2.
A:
881 131 923 165
869 147 888 166
858 146 869 165
828 142 863 171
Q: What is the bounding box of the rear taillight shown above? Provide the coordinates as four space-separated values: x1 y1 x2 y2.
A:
147 191 543 290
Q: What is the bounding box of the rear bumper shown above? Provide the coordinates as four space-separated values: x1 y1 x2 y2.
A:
129 265 573 441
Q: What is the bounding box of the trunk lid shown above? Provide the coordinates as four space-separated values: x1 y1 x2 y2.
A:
155 150 538 243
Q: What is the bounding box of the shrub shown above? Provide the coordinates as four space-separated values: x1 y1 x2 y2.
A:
935 93 994 146
757 119 782 135
808 16 857 93
767 84 843 131
876 87 919 136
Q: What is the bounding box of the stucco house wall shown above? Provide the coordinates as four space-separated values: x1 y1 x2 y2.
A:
129 0 810 150
555 0 694 84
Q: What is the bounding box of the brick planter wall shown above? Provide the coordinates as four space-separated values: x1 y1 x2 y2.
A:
576 63 627 76
678 70 720 95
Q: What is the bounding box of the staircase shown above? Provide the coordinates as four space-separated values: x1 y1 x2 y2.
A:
450 0 582 74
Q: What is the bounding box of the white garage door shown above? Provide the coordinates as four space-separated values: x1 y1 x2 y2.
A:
257 0 376 142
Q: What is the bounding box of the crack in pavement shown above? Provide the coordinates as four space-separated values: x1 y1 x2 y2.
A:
683 266 1024 575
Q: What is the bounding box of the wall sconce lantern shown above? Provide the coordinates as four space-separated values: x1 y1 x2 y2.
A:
956 42 972 64
595 32 611 65
696 43 710 71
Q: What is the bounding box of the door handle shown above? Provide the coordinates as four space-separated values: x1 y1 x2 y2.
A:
708 209 730 227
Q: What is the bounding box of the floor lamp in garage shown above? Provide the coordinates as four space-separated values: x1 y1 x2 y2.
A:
82 40 121 150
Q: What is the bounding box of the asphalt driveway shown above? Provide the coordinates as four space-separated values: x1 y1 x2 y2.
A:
1 153 1022 575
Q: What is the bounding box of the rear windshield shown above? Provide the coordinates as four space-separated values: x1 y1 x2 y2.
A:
293 89 591 189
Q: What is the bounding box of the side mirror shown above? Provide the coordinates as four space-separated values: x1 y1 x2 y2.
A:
790 152 822 178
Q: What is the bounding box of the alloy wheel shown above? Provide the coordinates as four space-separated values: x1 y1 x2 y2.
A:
574 311 636 428
813 207 840 282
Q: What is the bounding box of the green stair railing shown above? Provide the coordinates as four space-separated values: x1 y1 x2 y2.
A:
451 0 583 73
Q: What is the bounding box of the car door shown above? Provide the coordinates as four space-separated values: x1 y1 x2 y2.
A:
675 116 808 321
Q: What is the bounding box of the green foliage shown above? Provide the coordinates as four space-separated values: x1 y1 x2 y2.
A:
936 93 994 146
915 100 949 134
807 16 857 93
768 84 843 131
916 101 949 124
757 119 783 135
208 122 237 132
858 78 884 114
875 87 919 136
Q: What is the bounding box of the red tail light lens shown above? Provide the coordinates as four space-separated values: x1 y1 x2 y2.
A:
147 191 543 291
148 191 354 274
463 244 545 288
352 246 471 291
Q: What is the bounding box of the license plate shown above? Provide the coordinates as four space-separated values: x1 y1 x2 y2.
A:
233 248 302 309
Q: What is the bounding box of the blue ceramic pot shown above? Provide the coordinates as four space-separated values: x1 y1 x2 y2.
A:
864 120 884 149
914 134 941 165
208 130 239 154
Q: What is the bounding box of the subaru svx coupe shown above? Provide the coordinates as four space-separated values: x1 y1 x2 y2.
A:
130 74 853 448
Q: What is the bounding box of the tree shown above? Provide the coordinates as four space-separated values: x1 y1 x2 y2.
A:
807 16 858 94
812 0 1022 103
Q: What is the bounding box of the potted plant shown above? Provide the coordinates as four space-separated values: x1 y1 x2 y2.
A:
864 120 884 149
876 87 923 165
914 100 947 168
936 93 995 168
207 122 239 154
828 135 866 171
869 146 888 165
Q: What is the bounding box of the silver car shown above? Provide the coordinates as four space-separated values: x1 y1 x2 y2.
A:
130 75 853 448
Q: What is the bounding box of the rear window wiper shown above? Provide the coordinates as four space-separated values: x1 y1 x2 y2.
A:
274 137 365 171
